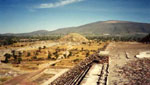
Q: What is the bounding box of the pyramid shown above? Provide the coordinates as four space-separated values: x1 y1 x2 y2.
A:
59 33 88 42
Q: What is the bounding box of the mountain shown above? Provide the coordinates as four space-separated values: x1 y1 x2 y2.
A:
50 20 150 36
3 30 50 36
2 20 150 36
20 30 50 36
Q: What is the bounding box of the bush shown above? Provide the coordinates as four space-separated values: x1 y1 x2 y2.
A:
86 51 90 57
17 57 22 64
43 46 46 49
27 52 31 57
32 56 37 60
38 47 42 52
3 53 11 63
48 51 52 59
73 59 80 62
119 59 150 85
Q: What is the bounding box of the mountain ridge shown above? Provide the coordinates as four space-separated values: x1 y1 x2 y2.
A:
1 20 150 36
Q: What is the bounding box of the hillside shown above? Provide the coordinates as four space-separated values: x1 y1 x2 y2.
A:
2 20 150 36
50 20 150 36
3 30 50 36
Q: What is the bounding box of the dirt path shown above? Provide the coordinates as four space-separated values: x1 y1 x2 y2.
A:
3 60 60 85
41 69 69 85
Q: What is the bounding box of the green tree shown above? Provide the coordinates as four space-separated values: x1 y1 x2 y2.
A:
48 51 52 59
81 47 84 51
53 51 59 59
17 57 22 64
38 47 42 52
27 52 31 57
13 55 17 60
86 51 90 57
4 53 11 63
35 51 39 55
63 54 67 58
18 51 22 57
43 46 46 49
11 50 15 56
32 56 37 60
11 50 17 60
68 51 72 57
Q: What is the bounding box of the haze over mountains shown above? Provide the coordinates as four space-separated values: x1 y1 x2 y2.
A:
2 20 150 37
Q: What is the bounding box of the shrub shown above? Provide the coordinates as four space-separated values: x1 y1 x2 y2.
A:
68 51 72 57
17 57 22 64
53 51 59 59
38 47 42 52
43 46 46 49
48 51 52 59
73 59 80 62
27 52 31 57
32 56 37 60
3 53 11 63
86 51 90 57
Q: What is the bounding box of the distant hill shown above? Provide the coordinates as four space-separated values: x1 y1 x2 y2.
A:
3 30 50 36
50 20 150 36
1 20 150 37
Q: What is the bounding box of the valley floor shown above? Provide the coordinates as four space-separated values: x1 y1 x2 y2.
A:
0 40 105 85
1 41 149 85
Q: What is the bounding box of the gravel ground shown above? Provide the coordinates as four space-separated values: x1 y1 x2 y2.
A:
106 42 150 85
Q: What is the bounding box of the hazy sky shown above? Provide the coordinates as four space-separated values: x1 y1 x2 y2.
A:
0 0 150 33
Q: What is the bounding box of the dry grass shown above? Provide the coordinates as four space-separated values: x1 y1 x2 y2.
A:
1 41 107 73
0 40 107 84
0 76 12 83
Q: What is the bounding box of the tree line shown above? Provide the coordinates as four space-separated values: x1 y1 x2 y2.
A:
86 36 143 42
0 35 61 46
140 34 150 44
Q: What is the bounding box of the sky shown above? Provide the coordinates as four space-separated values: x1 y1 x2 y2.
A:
0 0 150 33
